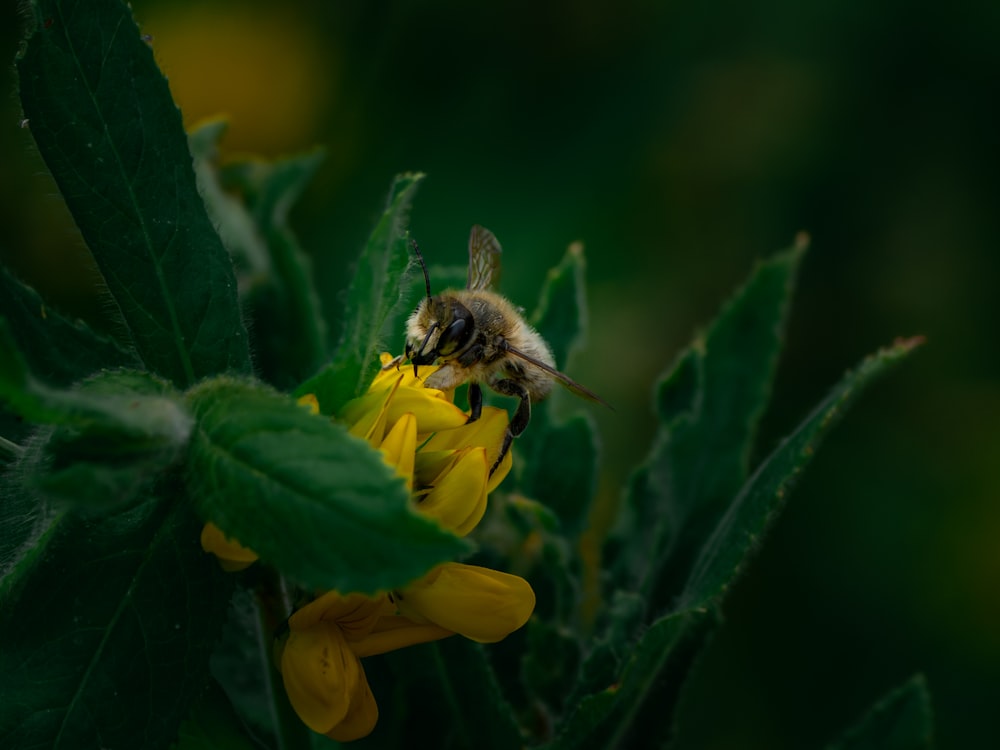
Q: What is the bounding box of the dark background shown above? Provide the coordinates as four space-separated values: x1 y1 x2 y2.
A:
3 1 998 747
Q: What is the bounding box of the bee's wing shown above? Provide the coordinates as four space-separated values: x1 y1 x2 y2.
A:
467 225 503 291
506 345 614 410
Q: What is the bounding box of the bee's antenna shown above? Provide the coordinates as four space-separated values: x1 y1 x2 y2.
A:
410 238 433 301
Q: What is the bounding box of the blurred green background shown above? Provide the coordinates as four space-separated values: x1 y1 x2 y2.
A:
2 1 998 747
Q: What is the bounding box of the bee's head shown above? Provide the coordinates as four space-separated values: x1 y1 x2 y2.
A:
406 296 475 370
403 236 475 375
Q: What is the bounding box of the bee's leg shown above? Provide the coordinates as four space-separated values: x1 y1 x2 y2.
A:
488 378 530 476
457 343 486 423
467 382 483 423
457 343 484 367
382 353 406 371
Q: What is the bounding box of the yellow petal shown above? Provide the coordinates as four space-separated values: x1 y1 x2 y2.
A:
367 360 400 392
340 375 466 444
397 563 536 643
415 447 488 536
422 406 510 476
370 354 443 393
280 622 361 734
200 522 258 571
368 357 411 391
378 412 417 490
486 444 513 493
297 393 320 415
386 387 467 434
336 599 396 641
413 449 460 487
339 381 398 446
351 615 454 657
325 667 379 742
217 558 254 573
289 591 388 636
420 406 513 491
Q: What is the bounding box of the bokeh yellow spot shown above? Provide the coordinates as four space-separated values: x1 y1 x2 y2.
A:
140 5 334 154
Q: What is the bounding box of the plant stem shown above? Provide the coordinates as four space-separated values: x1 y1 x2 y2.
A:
254 574 312 750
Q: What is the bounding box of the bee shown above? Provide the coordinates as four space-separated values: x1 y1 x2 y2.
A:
389 225 610 475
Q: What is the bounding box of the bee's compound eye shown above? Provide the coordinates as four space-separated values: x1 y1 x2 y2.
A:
437 318 469 356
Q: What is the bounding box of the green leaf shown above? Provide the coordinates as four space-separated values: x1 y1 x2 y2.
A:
537 535 586 624
188 120 272 294
0 470 58 593
17 0 251 387
518 239 595 452
24 434 170 511
544 691 617 750
678 337 925 611
0 266 140 386
530 240 589 372
546 609 712 750
208 585 310 750
186 377 468 592
297 173 424 414
562 591 645 712
516 242 601 543
0 318 35 409
435 638 524 750
0 325 192 510
520 413 599 537
826 675 934 750
0 494 233 750
0 324 187 430
173 678 267 750
556 260 922 750
605 240 805 611
521 618 583 715
9 370 193 511
381 638 523 750
205 133 329 389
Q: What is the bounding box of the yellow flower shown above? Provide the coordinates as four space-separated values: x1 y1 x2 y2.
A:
202 354 535 741
338 354 514 535
277 354 534 741
278 563 534 741
280 617 377 741
278 593 388 741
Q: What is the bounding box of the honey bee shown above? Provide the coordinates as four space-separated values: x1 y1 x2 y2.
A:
389 225 610 475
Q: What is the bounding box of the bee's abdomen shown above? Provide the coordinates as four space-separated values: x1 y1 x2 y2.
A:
500 357 553 401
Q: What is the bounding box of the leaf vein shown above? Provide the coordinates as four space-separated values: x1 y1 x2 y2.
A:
55 1 196 386
51 499 173 747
